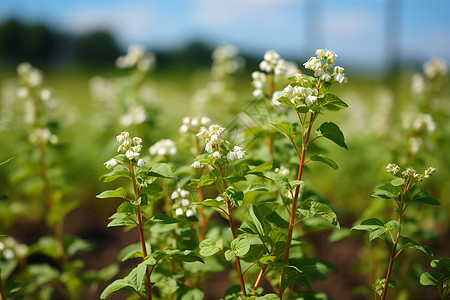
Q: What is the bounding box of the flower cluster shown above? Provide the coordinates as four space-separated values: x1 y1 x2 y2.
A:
193 124 246 166
116 44 156 72
149 139 177 156
304 49 347 84
251 50 299 101
423 57 448 80
274 166 290 176
386 163 436 183
281 84 319 106
0 237 28 260
121 105 147 126
116 132 143 161
179 116 211 133
29 127 58 145
17 62 43 87
226 146 246 162
171 188 196 217
402 113 436 153
196 124 228 153
211 44 244 80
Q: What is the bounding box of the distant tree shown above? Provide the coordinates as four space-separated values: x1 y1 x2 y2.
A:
74 30 121 66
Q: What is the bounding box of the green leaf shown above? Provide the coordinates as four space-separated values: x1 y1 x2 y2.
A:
0 194 9 200
149 214 182 224
351 218 384 231
296 105 309 114
276 96 296 109
298 200 340 229
99 165 131 182
398 236 433 257
247 162 273 174
249 205 267 237
0 157 14 166
169 250 205 263
245 183 268 193
420 272 441 286
411 188 440 205
226 187 244 207
107 212 136 227
140 182 163 197
136 258 157 290
148 163 178 178
199 169 219 187
199 239 222 257
230 237 250 257
431 257 450 275
256 294 280 300
309 154 339 170
391 178 405 186
224 249 234 261
273 174 292 192
192 198 224 208
371 183 401 199
317 122 348 149
100 278 132 299
321 93 348 111
271 123 295 140
122 250 144 261
96 187 128 199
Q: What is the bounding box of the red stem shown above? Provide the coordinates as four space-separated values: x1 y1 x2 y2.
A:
221 167 247 296
278 113 315 298
130 164 152 300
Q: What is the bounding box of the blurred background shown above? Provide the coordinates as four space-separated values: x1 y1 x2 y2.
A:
0 0 449 299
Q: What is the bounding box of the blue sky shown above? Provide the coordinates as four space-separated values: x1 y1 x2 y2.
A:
1 0 449 71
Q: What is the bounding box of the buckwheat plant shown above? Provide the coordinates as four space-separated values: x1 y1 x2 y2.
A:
191 124 250 295
352 164 438 299
98 132 203 299
270 49 347 298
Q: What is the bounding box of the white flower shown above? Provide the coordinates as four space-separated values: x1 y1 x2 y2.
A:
116 132 130 143
121 105 146 126
315 49 326 58
40 88 52 101
133 137 142 145
226 145 246 161
423 57 448 79
186 209 196 217
196 127 209 140
305 95 317 106
321 73 331 81
125 149 140 160
175 208 184 216
181 199 190 207
180 190 190 198
411 73 425 94
137 158 145 167
201 117 211 125
275 166 290 176
386 163 400 174
253 89 264 99
304 57 322 71
179 124 189 133
104 158 118 169
325 50 337 64
149 139 177 156
191 161 203 168
424 167 436 178
334 73 347 84
210 151 221 159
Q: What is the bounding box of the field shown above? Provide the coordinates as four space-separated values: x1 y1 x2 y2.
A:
0 46 449 300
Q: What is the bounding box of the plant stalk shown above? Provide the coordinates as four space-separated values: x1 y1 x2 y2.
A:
278 113 315 298
130 164 152 300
